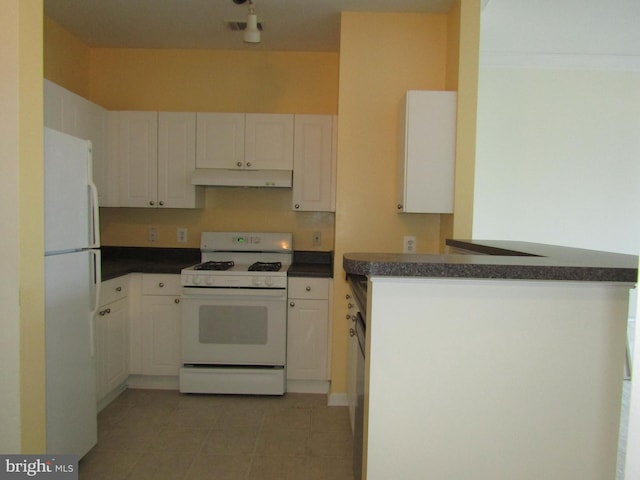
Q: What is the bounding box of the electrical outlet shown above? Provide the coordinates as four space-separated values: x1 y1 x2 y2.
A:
403 235 416 254
148 227 158 242
177 228 188 243
312 231 321 246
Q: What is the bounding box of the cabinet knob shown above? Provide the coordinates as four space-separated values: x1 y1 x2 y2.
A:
159 201 164 206
246 162 252 167
345 294 351 299
397 204 403 210
158 282 165 288
116 286 122 292
348 303 354 309
237 161 243 167
349 328 356 337
99 307 111 316
294 204 300 209
289 301 295 307
174 298 180 304
149 201 155 206
305 286 311 292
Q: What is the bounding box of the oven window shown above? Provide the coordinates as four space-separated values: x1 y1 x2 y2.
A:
198 306 268 345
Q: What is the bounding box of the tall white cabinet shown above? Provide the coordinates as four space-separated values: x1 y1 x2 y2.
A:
397 90 457 214
292 115 337 212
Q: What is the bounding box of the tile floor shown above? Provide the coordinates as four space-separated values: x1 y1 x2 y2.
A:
80 389 354 480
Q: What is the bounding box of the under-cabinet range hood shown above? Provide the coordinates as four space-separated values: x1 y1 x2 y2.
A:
191 168 292 188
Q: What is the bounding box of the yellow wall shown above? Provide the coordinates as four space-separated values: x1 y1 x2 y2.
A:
452 0 481 237
0 0 45 453
331 11 452 393
43 15 90 98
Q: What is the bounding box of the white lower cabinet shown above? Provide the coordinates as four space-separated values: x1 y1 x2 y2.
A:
139 274 182 376
287 277 331 393
95 277 130 409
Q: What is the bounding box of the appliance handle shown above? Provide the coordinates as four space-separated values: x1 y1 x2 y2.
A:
89 249 102 358
87 141 101 248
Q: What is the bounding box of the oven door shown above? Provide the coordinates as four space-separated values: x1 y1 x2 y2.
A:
181 287 287 366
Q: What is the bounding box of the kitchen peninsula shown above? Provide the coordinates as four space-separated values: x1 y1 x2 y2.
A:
344 240 637 480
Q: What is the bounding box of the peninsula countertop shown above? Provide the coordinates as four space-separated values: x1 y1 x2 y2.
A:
343 239 638 283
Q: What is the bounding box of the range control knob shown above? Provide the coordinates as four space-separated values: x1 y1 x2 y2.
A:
265 277 274 287
192 276 201 286
206 277 215 286
253 277 263 287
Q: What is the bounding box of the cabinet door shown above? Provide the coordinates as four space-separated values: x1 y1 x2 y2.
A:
196 112 245 169
293 115 336 212
118 111 159 208
287 299 329 381
96 297 129 402
398 90 456 213
245 114 294 170
158 112 202 208
141 295 181 376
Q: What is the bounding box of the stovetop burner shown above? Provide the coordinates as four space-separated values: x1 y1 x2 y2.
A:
194 260 235 271
248 261 282 272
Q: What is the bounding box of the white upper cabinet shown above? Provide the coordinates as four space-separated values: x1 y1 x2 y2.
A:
118 111 159 208
292 115 337 212
158 112 202 208
196 113 294 171
195 113 245 169
118 111 203 208
397 90 457 214
245 114 294 170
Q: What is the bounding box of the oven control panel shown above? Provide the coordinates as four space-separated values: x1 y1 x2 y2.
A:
181 273 287 289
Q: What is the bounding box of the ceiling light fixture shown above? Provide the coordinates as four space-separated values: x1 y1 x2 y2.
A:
243 0 261 44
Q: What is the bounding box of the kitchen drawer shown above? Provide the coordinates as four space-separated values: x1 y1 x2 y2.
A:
100 276 129 305
288 277 329 300
142 274 181 295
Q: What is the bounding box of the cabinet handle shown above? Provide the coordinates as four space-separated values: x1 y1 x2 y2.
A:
116 286 122 292
159 201 164 206
237 161 243 167
345 294 351 299
289 301 295 307
397 204 403 210
149 201 155 206
99 307 111 316
305 286 311 292
174 298 180 304
159 282 165 288
294 204 300 209
349 328 356 337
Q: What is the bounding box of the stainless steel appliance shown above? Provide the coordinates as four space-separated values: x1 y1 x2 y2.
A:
180 232 292 395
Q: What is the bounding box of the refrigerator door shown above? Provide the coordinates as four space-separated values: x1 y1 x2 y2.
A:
45 249 98 457
44 127 100 253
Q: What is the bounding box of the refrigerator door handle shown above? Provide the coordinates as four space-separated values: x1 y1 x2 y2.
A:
87 141 101 249
89 249 101 358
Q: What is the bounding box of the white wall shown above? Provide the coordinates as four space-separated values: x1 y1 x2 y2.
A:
473 67 640 255
474 0 640 255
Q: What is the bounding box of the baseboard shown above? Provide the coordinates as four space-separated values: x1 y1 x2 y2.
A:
328 392 348 406
97 383 127 412
127 374 179 390
286 380 330 394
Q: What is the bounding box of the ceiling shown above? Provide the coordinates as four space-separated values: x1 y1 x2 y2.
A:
44 0 455 52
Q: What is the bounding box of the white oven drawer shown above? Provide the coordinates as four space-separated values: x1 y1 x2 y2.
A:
288 277 329 300
142 274 181 295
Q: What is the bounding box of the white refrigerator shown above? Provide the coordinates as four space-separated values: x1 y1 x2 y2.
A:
44 127 100 457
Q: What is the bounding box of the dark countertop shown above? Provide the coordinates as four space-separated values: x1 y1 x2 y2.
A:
287 251 333 278
343 239 638 283
101 247 334 281
101 246 200 281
